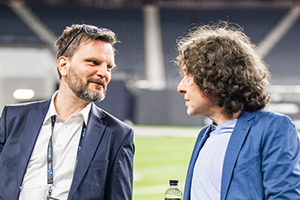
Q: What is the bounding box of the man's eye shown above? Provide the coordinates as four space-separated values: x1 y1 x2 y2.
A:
87 60 98 65
107 65 114 70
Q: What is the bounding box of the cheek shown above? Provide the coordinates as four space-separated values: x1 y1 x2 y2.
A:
106 73 112 83
83 68 93 76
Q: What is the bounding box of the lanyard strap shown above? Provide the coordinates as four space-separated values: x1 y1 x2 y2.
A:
47 116 55 185
47 116 87 197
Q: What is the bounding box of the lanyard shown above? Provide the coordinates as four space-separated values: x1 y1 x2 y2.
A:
47 115 86 198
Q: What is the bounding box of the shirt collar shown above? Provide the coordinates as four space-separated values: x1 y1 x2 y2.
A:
217 118 237 129
210 118 237 136
44 91 91 125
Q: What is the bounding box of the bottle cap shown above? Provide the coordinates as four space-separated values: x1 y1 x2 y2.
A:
169 179 178 186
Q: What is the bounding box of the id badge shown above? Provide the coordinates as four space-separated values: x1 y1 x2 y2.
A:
47 184 59 200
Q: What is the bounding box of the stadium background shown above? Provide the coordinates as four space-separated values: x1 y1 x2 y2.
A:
0 0 300 199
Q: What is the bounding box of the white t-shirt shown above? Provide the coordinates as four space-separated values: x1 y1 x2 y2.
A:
191 119 237 200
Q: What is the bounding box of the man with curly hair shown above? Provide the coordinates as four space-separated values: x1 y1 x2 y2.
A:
176 21 300 200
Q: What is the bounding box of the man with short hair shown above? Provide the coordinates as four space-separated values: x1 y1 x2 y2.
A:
0 24 134 200
175 21 300 199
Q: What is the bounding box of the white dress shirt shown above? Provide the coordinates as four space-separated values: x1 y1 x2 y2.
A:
19 92 91 200
191 119 237 200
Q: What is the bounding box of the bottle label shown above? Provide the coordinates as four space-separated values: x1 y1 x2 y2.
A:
164 198 181 200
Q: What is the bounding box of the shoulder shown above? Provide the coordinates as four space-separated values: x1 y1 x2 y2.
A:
239 110 297 137
1 100 50 116
91 104 134 151
5 99 49 109
91 103 133 133
241 109 293 125
257 110 293 125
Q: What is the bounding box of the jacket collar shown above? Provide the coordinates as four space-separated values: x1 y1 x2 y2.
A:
183 124 213 200
18 100 51 190
220 110 256 200
67 103 107 200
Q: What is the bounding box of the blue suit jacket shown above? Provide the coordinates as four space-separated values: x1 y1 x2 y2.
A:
183 110 300 200
0 100 134 200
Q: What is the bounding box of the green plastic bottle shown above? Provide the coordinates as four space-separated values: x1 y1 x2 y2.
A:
164 179 183 200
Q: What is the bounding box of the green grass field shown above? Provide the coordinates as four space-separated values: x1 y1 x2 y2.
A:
133 135 197 200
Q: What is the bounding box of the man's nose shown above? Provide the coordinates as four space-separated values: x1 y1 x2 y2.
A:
96 63 110 78
177 79 186 94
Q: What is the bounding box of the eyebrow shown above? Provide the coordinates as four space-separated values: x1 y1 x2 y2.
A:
85 56 115 65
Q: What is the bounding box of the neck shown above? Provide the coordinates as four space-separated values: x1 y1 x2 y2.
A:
54 90 90 120
209 109 241 126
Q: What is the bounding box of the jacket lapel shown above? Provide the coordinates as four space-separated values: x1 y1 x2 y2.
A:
17 101 50 191
68 104 107 200
183 125 212 200
220 111 255 200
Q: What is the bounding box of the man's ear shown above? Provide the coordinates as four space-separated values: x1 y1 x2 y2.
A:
57 56 69 77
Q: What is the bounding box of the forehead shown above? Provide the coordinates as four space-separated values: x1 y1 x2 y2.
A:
80 39 114 51
76 40 115 59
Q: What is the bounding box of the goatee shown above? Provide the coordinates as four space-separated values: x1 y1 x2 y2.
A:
67 67 107 102
74 84 106 102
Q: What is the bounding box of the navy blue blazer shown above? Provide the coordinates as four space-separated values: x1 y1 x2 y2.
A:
183 110 300 199
0 100 134 200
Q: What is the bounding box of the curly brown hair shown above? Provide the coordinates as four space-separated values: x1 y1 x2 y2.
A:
175 21 270 115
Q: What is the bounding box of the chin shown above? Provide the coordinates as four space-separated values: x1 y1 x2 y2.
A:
187 110 194 116
187 110 199 116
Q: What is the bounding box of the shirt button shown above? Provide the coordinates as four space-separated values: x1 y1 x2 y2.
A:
57 143 62 148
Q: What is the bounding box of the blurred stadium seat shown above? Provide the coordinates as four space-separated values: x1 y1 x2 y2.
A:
0 0 300 126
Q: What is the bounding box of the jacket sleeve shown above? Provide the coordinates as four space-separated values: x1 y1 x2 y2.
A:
0 106 8 154
262 115 300 198
105 128 135 200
